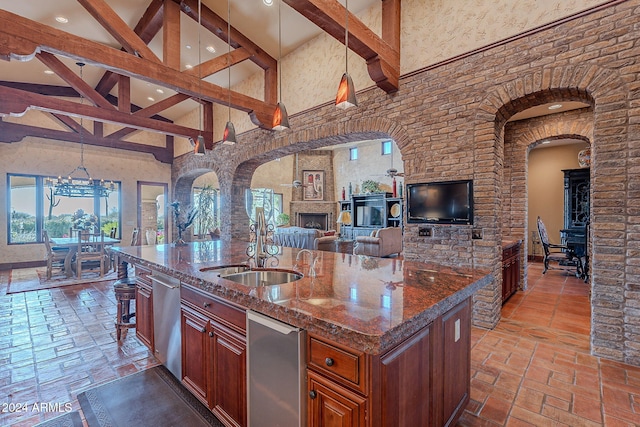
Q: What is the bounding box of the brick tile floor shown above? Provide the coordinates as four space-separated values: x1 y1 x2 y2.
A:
1 263 639 426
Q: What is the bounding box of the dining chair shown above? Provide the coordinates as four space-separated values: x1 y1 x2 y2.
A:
74 231 105 278
43 230 69 279
536 216 582 276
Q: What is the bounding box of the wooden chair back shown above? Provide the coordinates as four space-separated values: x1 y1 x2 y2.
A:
43 230 68 279
75 231 105 277
109 227 117 239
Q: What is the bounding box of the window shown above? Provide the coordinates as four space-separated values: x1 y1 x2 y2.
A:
8 173 121 244
382 140 392 155
349 147 358 161
245 188 280 226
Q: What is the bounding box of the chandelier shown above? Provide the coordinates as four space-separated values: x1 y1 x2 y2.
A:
46 62 114 198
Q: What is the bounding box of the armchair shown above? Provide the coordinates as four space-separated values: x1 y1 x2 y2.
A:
353 227 402 258
537 216 582 276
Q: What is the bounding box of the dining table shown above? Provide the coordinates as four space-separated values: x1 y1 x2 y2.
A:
49 236 121 278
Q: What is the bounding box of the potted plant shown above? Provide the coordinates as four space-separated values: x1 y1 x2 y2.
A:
361 180 381 194
276 213 290 226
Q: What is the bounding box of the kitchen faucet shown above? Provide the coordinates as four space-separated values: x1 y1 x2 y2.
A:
296 249 318 278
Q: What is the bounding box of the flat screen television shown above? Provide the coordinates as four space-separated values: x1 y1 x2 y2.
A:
406 180 473 224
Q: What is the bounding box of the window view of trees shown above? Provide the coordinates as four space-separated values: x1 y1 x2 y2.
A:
9 174 121 244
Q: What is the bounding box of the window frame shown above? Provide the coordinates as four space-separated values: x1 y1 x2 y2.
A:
7 172 122 245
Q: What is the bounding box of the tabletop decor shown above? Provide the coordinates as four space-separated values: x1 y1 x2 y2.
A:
71 209 98 232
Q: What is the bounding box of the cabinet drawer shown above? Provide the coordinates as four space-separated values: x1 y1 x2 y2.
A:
135 265 152 286
181 285 246 332
308 335 365 391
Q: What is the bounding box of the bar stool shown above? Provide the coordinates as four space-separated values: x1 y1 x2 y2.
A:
114 277 136 341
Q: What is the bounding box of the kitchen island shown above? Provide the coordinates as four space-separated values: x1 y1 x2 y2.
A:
112 240 491 427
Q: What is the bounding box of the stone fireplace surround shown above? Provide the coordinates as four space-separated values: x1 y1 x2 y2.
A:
291 202 335 231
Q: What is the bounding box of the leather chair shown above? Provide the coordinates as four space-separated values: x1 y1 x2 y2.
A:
353 227 402 257
314 235 338 251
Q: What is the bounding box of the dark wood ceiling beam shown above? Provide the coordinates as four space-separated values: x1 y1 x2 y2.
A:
0 9 274 127
186 48 252 79
118 75 131 113
0 120 172 163
163 0 181 70
284 0 400 92
0 85 212 143
95 0 165 96
36 52 115 109
77 0 161 62
0 81 77 97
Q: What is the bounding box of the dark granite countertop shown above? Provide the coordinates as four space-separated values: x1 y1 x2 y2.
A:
112 240 492 354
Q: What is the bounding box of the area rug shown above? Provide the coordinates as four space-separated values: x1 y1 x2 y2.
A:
78 365 224 427
6 267 116 294
33 411 83 427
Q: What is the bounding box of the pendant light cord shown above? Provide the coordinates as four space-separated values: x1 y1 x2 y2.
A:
198 0 202 134
227 0 232 122
78 62 85 168
345 0 349 75
278 0 282 103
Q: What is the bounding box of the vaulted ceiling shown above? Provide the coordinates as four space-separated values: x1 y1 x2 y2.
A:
0 0 399 163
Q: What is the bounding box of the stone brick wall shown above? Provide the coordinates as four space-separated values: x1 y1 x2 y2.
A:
173 1 640 364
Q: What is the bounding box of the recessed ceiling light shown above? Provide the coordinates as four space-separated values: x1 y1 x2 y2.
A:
185 64 193 69
55 16 68 24
186 44 192 50
263 0 274 5
156 88 164 94
44 70 54 75
147 97 155 102
206 45 216 53
548 104 563 110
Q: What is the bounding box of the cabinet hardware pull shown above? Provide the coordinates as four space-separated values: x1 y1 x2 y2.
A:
200 327 206 333
203 302 211 308
325 357 334 367
309 390 317 399
209 331 214 337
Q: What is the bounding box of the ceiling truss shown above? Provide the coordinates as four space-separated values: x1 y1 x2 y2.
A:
0 0 400 163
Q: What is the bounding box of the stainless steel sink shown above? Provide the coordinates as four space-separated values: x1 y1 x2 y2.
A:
199 265 250 276
220 270 303 287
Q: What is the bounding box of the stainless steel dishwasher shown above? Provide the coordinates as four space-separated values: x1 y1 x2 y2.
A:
247 310 306 427
150 272 181 379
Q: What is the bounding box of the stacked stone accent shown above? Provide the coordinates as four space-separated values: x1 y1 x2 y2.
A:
173 1 640 365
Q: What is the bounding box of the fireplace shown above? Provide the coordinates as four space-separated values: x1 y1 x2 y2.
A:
298 213 328 230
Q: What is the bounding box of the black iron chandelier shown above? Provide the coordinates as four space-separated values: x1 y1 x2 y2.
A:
46 62 114 198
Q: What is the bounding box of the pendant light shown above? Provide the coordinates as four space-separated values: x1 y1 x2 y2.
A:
336 0 357 109
272 0 290 130
222 0 237 144
194 0 206 155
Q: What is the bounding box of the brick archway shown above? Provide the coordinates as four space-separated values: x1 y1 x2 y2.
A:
476 64 629 360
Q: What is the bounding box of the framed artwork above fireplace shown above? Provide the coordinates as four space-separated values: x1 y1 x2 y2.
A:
303 170 324 201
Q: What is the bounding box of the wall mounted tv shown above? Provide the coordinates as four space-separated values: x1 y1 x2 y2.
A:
406 180 473 225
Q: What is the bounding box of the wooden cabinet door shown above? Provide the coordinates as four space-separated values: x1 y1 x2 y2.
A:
180 306 210 407
441 298 471 426
135 282 153 349
308 371 366 427
209 320 247 427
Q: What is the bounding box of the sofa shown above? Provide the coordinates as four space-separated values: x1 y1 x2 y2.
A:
353 227 402 257
273 226 336 250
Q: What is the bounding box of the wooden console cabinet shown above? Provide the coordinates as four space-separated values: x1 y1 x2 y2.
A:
180 285 247 427
307 298 471 427
502 241 521 303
